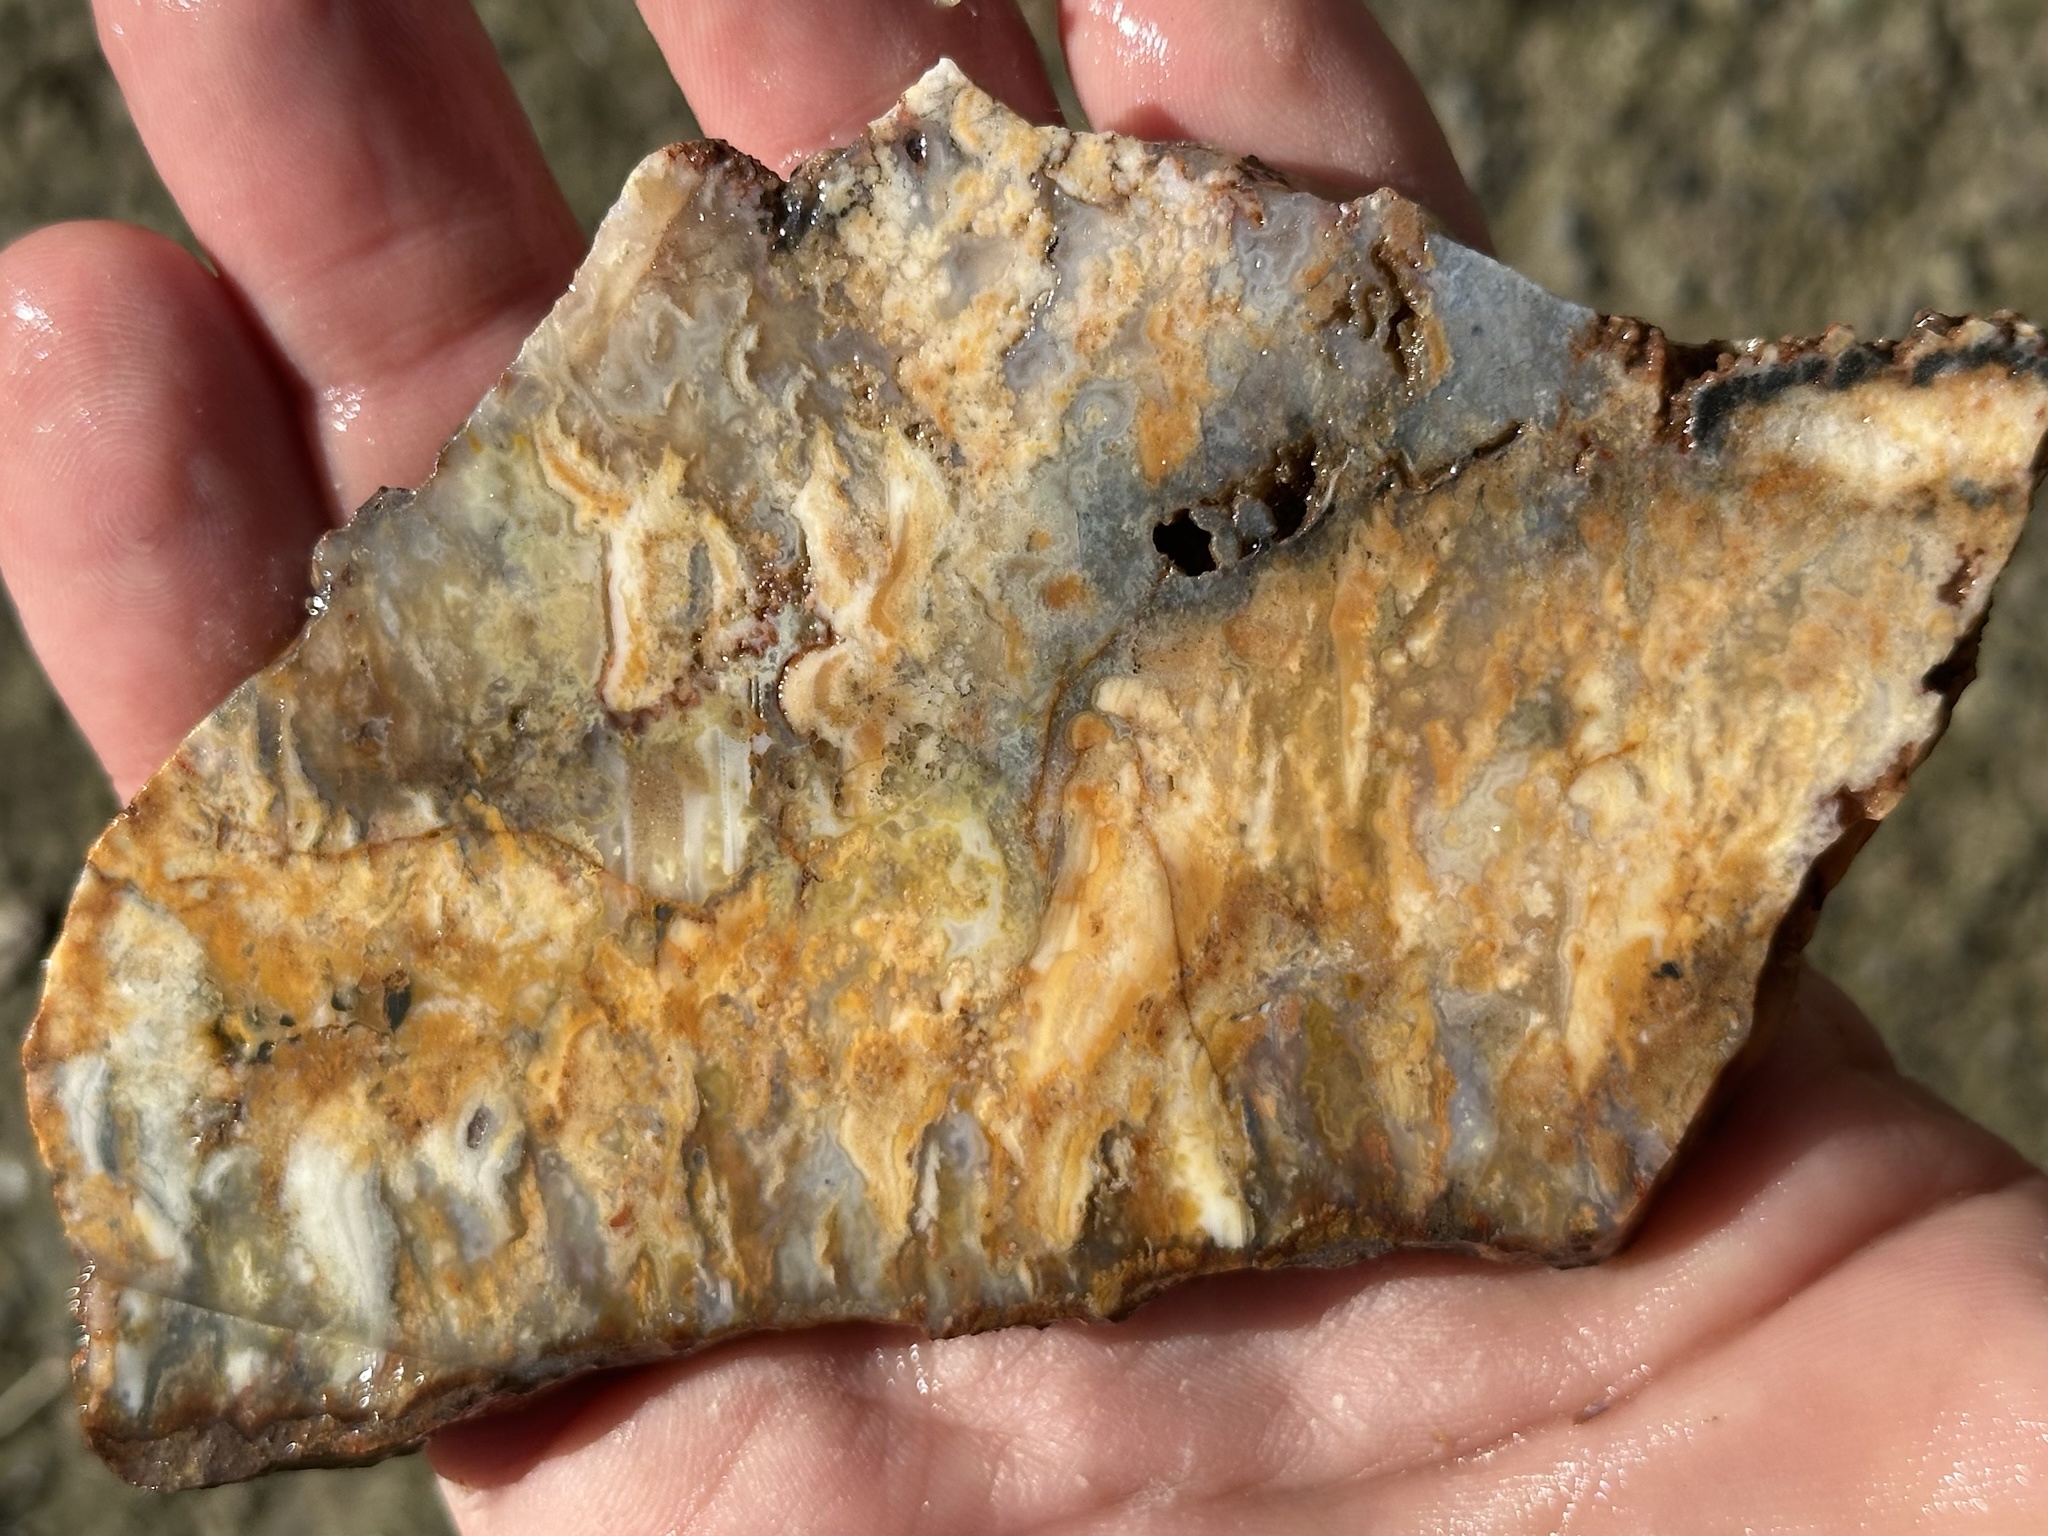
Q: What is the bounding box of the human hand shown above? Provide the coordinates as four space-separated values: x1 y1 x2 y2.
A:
1 2 2041 1531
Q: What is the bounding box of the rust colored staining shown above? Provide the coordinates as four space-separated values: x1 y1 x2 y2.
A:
1041 573 1089 611
1135 298 1221 484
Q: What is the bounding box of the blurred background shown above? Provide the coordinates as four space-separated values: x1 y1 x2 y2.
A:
3 0 2047 1530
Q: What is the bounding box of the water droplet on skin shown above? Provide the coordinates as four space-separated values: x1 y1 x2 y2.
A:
6 292 58 365
320 386 366 437
1099 0 1170 67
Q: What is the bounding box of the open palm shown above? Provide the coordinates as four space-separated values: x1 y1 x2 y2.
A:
1 2 2042 1530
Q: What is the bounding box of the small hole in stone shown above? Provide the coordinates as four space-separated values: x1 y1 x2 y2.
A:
1265 449 1315 543
1156 438 1320 578
465 1107 491 1149
1153 510 1217 576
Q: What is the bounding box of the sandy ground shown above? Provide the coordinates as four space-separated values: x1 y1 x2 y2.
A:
1 1 2045 1530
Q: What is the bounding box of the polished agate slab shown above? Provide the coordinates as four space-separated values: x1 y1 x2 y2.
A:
26 63 2048 1489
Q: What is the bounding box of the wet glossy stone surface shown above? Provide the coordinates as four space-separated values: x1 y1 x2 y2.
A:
24 64 2048 1489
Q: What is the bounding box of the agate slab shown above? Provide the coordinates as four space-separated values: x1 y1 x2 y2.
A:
25 63 2048 1488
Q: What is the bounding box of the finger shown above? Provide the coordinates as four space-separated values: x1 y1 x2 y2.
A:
1791 963 1897 1073
433 973 2031 1535
1058 0 1491 248
93 0 584 515
637 0 1060 173
0 223 328 797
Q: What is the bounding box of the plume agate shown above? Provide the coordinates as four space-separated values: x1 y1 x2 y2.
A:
26 63 2048 1489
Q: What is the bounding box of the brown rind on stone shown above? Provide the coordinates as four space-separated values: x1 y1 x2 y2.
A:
24 62 2048 1487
